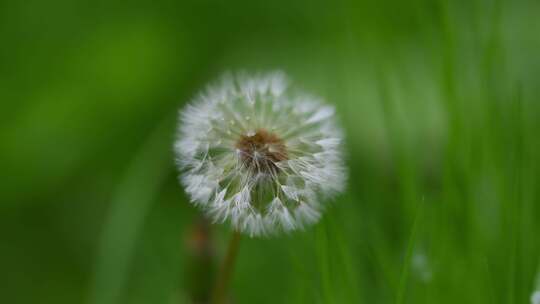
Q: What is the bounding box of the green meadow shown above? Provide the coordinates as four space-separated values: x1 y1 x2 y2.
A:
1 0 539 303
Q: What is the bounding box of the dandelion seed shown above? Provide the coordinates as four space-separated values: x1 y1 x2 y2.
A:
412 252 433 283
532 291 540 304
175 71 347 236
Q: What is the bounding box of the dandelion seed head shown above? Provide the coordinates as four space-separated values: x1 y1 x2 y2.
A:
175 71 346 236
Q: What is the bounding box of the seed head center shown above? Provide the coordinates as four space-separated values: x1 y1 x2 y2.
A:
236 129 288 173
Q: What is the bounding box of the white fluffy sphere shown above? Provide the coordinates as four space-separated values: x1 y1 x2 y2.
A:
175 71 346 237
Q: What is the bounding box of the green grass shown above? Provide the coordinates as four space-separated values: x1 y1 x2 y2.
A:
1 0 539 303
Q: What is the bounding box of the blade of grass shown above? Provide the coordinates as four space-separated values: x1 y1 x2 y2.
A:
88 116 174 304
327 207 362 303
396 199 423 304
316 221 335 304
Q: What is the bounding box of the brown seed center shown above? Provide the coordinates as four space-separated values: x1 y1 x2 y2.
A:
236 129 288 173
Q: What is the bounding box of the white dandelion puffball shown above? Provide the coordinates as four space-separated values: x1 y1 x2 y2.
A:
532 291 540 304
175 71 346 237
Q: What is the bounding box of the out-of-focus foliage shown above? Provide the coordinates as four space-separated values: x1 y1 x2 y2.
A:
1 0 539 303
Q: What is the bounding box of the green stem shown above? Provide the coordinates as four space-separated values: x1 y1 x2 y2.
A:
212 230 242 304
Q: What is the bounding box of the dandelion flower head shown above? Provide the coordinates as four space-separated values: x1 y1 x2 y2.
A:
175 71 346 236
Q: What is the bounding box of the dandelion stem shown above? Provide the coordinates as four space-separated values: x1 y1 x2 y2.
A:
213 230 242 304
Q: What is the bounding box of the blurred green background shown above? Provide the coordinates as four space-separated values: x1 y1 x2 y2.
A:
1 0 540 303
